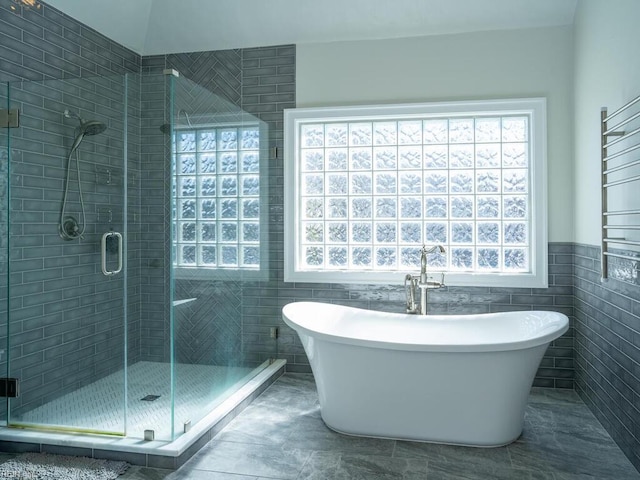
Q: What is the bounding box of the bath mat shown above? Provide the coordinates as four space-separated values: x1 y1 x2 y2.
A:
0 452 129 479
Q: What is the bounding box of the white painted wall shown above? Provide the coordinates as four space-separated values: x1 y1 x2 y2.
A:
45 0 153 54
573 0 640 246
296 26 574 242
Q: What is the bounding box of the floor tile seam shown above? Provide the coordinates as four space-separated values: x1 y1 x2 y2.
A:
206 438 318 467
185 465 263 478
214 437 287 448
505 441 516 470
292 448 315 480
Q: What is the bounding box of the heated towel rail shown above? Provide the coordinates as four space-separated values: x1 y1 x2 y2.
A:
601 94 640 279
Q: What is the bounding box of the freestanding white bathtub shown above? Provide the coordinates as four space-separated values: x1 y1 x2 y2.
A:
282 301 569 447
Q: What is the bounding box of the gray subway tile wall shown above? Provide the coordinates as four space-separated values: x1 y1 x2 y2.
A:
138 68 169 362
0 1 141 415
573 243 640 471
0 0 639 473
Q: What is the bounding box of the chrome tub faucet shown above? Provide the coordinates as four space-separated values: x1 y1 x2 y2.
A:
405 245 446 315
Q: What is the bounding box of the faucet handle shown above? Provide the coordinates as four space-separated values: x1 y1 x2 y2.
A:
404 274 418 313
423 272 445 289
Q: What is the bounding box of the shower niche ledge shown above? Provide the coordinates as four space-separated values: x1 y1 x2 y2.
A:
173 298 197 307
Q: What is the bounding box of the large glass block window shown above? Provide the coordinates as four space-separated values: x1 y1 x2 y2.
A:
284 99 548 287
173 126 260 269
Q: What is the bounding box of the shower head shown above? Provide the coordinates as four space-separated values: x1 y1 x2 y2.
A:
80 120 107 136
64 109 107 136
159 109 192 134
64 109 107 152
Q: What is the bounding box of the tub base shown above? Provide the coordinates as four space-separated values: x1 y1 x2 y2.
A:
310 338 544 447
322 421 523 448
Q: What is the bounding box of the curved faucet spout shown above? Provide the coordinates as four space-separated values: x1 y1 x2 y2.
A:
424 245 446 255
420 245 445 282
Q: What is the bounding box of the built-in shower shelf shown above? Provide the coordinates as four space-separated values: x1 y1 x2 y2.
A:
173 298 197 307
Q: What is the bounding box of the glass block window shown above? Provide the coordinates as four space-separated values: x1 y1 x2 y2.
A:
173 126 260 269
285 99 548 287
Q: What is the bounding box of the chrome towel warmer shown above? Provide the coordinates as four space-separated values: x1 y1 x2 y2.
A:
601 94 640 279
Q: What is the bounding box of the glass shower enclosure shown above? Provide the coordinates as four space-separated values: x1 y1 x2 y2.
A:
0 70 270 441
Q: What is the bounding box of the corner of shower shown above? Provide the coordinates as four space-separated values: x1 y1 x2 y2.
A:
0 70 282 465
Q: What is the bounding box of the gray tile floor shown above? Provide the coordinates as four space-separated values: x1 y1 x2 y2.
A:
4 373 640 479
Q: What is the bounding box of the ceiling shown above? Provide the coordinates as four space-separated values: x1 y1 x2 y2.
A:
43 0 578 56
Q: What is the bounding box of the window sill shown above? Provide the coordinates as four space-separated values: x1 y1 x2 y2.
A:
284 270 548 288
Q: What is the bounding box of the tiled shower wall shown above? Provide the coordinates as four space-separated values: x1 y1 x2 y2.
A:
0 0 141 413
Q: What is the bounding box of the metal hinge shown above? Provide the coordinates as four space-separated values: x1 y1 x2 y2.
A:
0 109 19 128
0 378 19 397
271 146 279 159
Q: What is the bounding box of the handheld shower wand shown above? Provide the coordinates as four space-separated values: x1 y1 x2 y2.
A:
59 109 107 240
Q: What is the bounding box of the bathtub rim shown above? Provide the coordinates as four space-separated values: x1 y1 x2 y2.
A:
282 301 569 353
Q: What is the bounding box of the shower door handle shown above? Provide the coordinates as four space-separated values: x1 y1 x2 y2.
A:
101 231 123 276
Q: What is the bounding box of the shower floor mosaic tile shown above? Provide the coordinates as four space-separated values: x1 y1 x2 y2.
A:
15 361 254 441
110 373 640 479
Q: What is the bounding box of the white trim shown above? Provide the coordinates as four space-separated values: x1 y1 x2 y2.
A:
284 98 548 288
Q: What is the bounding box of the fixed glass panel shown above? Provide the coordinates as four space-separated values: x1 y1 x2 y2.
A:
168 75 271 439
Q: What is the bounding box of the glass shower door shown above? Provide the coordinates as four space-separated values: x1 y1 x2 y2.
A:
1 81 9 427
5 75 129 435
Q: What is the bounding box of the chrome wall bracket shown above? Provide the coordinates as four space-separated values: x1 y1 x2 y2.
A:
0 108 20 128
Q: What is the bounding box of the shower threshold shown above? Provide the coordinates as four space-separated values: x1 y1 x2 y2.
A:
0 359 285 469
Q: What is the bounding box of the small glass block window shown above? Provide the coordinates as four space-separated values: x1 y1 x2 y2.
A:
289 98 546 285
173 125 261 270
